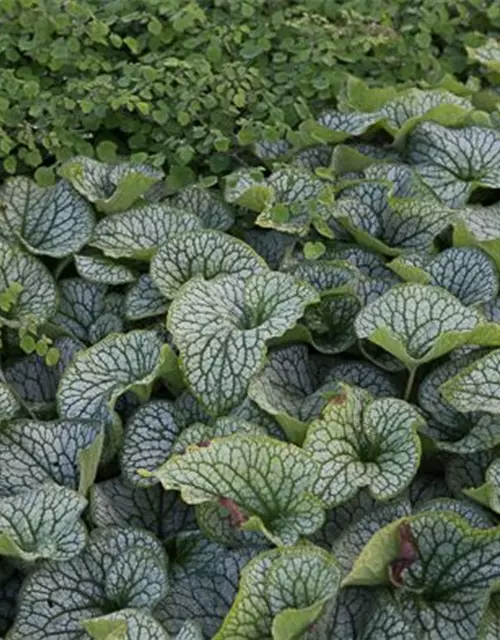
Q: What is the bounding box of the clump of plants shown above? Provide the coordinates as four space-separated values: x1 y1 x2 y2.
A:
2 83 500 638
1 0 500 183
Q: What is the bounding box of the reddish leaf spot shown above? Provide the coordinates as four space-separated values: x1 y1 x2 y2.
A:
219 497 248 528
329 391 346 405
197 440 211 448
389 521 419 587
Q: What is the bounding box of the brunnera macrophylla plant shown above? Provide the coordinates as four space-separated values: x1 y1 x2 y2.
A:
3 86 500 640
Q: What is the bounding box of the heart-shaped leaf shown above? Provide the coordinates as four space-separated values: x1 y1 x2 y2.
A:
57 330 168 422
168 272 318 415
4 336 82 413
59 157 164 214
124 275 168 321
82 608 171 640
344 512 500 640
304 385 423 506
0 483 87 562
150 435 323 545
418 355 500 454
248 344 398 443
0 419 103 495
380 89 474 135
453 204 500 269
214 545 341 640
90 204 202 260
75 255 136 285
441 349 500 414
0 240 58 325
151 230 268 300
0 177 95 257
156 533 255 638
9 526 169 640
407 122 500 206
172 184 234 231
121 400 180 487
90 477 195 541
53 279 109 343
390 247 498 305
355 284 486 369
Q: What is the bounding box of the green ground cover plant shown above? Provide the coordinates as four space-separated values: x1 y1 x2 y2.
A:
1 0 500 185
2 83 500 638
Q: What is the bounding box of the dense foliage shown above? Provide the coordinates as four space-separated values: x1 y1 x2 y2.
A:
2 84 500 638
2 0 500 183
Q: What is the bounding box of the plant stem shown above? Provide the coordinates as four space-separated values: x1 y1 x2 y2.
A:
357 340 397 373
404 366 417 402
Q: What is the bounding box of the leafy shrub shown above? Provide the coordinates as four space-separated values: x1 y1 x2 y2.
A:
1 0 500 183
3 85 500 638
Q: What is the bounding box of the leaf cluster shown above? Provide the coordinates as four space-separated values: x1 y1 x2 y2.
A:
3 84 500 638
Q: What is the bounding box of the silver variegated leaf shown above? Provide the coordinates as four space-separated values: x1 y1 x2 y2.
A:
151 230 268 300
124 275 168 321
345 512 500 640
172 184 234 231
453 204 500 269
303 290 362 354
0 240 57 324
82 608 170 640
0 482 87 562
90 204 202 260
418 355 500 454
0 419 103 496
380 88 473 132
304 385 423 506
407 122 500 207
59 156 164 214
441 349 500 414
121 400 180 487
156 533 255 638
9 526 169 639
0 177 95 257
52 279 108 343
214 545 341 640
75 255 136 285
90 477 195 540
400 247 498 305
355 283 486 368
4 336 82 413
57 330 167 422
151 435 323 546
168 272 318 415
